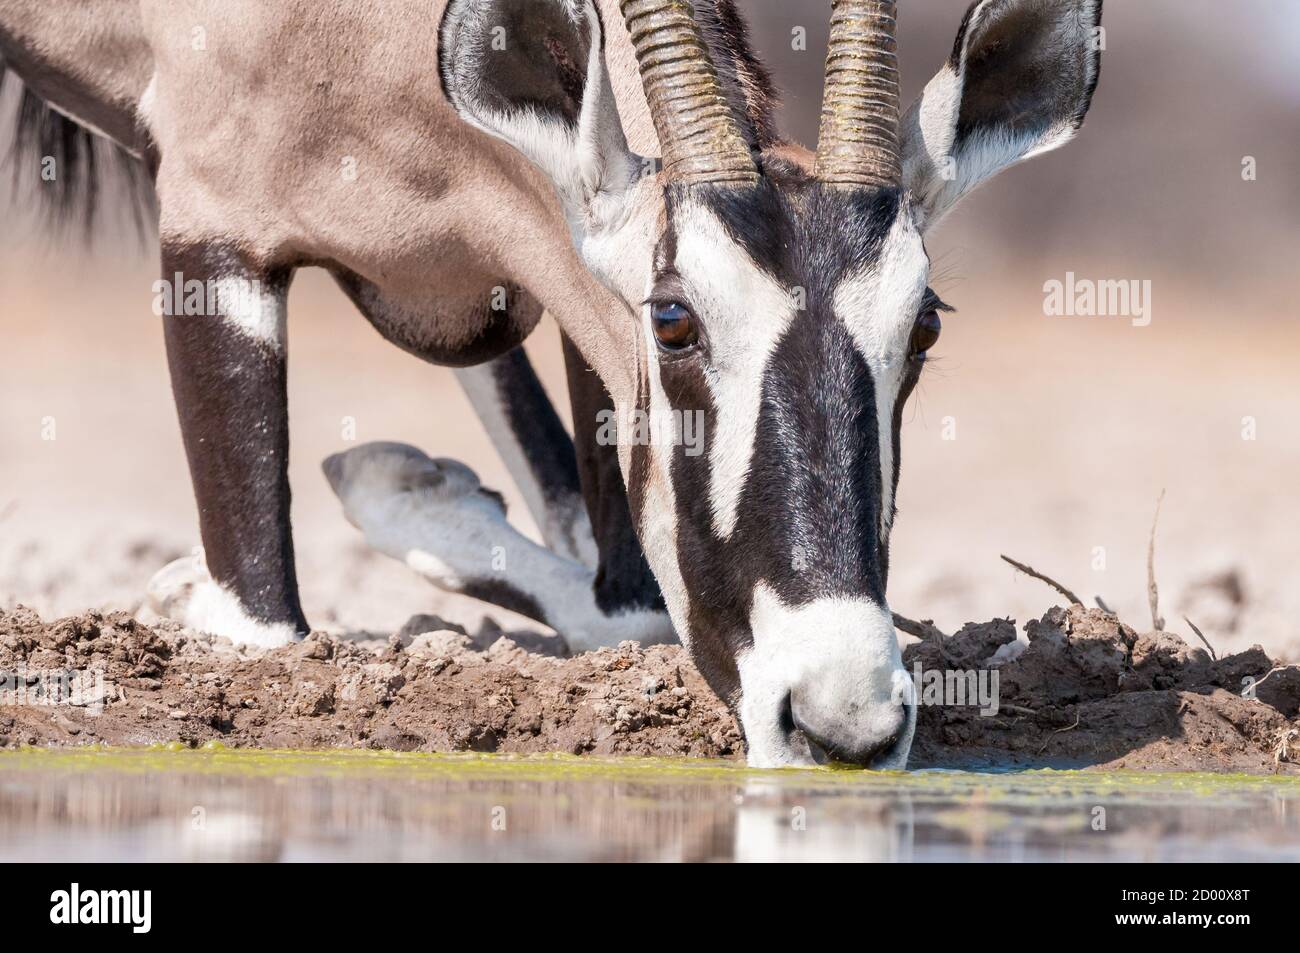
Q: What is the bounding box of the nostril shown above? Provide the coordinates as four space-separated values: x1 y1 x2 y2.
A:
779 693 796 737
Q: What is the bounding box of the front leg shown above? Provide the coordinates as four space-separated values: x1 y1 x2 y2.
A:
454 344 595 567
322 443 673 652
152 242 306 646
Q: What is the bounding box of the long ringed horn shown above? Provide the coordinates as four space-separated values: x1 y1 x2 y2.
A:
619 0 758 185
815 0 902 189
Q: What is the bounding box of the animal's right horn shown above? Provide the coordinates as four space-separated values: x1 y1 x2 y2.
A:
620 0 758 185
815 0 902 189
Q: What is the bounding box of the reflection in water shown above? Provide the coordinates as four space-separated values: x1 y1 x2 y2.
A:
1 749 1297 862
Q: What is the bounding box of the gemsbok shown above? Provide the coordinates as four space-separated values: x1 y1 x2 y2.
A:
0 0 1102 767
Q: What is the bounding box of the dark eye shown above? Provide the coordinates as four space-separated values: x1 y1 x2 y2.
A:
650 301 698 350
911 310 941 359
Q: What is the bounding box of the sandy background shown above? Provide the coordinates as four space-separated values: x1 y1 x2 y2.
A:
2 0 1297 659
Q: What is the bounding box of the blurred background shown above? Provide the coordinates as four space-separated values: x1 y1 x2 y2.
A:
2 0 1297 658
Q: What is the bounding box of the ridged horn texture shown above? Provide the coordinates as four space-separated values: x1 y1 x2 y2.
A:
815 0 902 189
620 0 758 185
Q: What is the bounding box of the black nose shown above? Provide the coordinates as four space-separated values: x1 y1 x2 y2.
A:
790 698 905 766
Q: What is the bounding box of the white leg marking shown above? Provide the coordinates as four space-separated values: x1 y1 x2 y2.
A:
213 274 287 350
144 550 298 649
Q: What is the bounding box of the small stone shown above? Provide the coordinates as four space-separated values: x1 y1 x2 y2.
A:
396 614 467 641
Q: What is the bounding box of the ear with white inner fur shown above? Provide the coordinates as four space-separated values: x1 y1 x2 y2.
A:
439 0 641 229
901 0 1103 232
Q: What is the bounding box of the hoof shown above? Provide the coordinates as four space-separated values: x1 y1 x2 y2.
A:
143 549 298 649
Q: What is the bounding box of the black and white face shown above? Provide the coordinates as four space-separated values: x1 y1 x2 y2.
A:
620 177 943 766
442 0 1102 767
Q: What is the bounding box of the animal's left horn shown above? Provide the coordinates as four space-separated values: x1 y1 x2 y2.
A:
620 0 758 185
815 0 902 189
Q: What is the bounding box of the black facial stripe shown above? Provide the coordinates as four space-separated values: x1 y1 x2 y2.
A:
651 313 892 708
653 219 677 275
638 178 919 707
746 318 887 603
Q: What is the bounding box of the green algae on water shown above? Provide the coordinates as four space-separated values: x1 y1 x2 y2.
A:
1 746 1297 800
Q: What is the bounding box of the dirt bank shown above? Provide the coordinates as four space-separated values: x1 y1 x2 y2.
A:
1 604 1296 773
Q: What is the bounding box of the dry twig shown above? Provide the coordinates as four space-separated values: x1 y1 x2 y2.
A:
1252 666 1289 691
1037 712 1082 755
1184 616 1217 661
891 613 947 641
999 704 1038 717
1275 727 1299 773
1148 490 1166 631
891 613 955 667
999 555 1083 606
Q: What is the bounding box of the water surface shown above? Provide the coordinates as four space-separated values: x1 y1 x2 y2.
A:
2 747 1297 861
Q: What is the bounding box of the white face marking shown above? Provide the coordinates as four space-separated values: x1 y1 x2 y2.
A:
638 318 694 650
739 583 914 769
668 198 798 540
833 212 929 544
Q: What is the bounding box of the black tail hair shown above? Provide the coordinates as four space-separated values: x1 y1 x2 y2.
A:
0 57 156 241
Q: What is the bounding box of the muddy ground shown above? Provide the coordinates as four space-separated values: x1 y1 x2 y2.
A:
0 604 1296 774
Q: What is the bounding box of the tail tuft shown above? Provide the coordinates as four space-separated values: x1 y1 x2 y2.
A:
1 58 156 240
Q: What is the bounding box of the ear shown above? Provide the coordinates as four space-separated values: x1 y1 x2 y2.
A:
439 0 642 228
901 0 1103 232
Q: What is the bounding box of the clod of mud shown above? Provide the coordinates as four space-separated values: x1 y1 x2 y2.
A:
905 606 1299 773
0 604 1295 774
0 606 738 758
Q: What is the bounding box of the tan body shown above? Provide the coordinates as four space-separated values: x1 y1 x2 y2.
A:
5 0 655 387
2 0 1103 767
3 0 670 648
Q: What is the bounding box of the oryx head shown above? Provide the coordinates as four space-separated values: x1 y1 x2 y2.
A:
441 0 1102 767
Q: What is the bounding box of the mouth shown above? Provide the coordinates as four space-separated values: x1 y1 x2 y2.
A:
780 693 911 769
